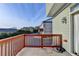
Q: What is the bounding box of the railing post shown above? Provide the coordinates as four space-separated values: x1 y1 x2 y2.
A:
60 35 62 48
1 44 3 56
11 40 13 56
41 36 43 48
24 34 25 47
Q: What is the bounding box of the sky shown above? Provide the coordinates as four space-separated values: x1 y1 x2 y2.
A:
0 3 46 29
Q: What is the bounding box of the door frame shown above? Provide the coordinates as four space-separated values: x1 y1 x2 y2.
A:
70 4 79 54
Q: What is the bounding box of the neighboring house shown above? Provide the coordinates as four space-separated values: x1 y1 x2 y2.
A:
38 17 52 34
38 23 43 34
46 3 79 55
37 17 53 46
0 28 17 34
43 18 52 34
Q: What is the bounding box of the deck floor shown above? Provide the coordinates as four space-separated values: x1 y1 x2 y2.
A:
16 47 71 56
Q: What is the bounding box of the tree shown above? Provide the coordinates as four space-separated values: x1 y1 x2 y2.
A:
33 29 38 33
0 33 9 39
0 27 38 39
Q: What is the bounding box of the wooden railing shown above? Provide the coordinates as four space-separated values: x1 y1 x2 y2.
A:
25 34 62 48
0 34 62 56
0 34 25 56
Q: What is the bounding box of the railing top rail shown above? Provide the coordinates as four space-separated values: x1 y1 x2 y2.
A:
0 34 62 43
25 34 62 36
0 34 24 43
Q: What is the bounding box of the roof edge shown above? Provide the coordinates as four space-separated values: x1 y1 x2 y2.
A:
48 3 71 18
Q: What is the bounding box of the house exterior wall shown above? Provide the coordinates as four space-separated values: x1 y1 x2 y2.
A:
52 6 70 52
51 4 75 53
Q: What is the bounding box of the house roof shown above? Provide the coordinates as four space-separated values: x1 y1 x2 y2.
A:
47 3 70 18
42 17 52 23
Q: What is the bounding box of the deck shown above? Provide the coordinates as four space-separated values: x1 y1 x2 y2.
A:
0 34 71 56
16 47 71 56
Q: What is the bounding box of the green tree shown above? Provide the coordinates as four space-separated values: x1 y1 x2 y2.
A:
0 33 9 39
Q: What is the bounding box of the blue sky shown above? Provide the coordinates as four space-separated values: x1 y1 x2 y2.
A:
0 3 46 29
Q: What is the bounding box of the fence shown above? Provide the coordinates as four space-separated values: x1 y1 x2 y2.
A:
0 34 62 56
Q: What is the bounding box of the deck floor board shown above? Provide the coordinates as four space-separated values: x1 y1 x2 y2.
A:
16 47 71 56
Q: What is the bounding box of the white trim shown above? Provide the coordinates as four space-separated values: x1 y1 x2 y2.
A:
69 52 77 56
70 4 79 55
70 8 79 14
